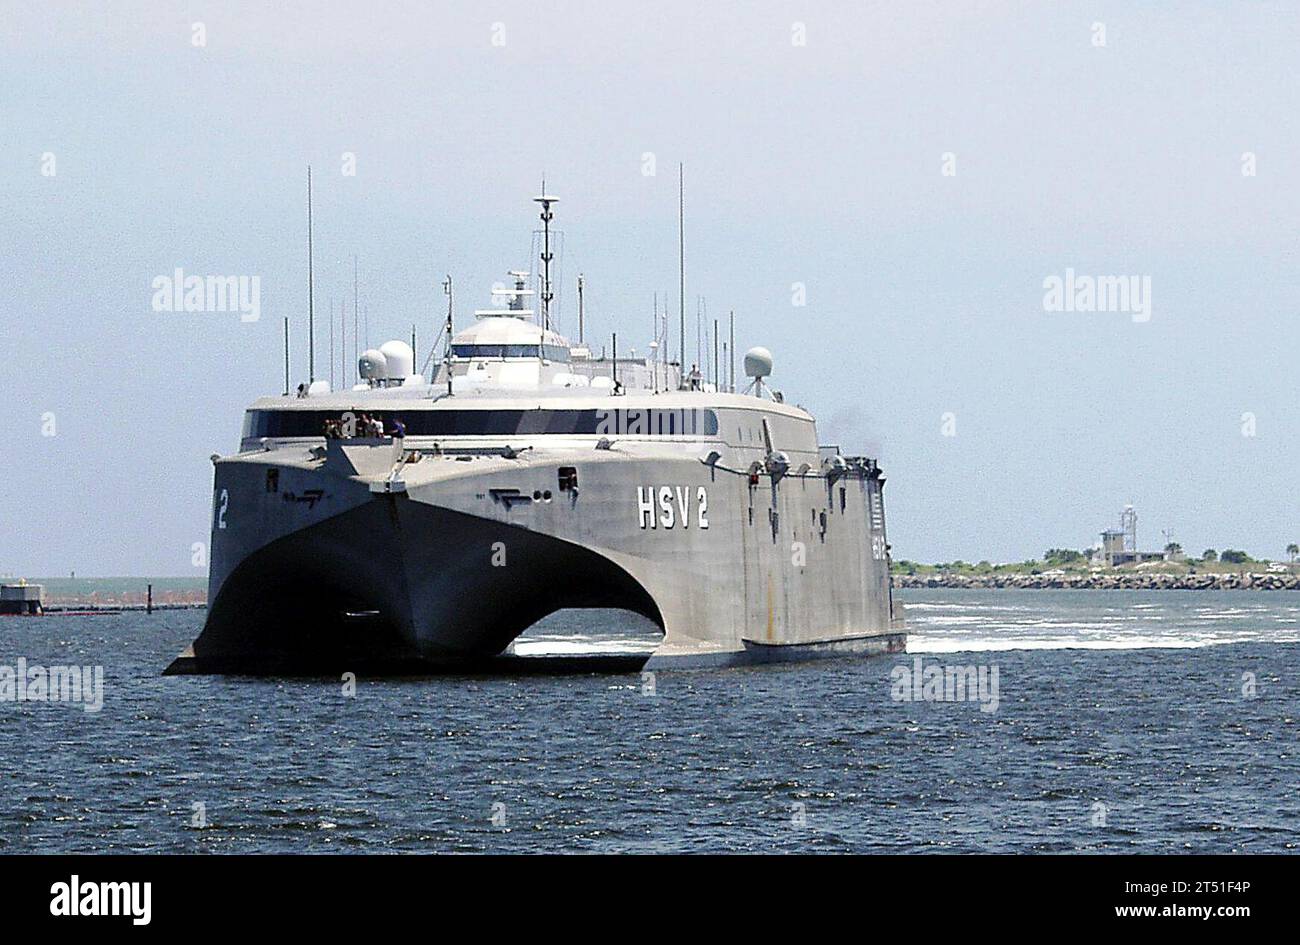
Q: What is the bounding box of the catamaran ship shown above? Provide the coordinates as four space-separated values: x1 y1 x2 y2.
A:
166 193 904 674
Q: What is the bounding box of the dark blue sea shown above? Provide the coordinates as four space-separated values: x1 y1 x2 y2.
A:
1 590 1296 853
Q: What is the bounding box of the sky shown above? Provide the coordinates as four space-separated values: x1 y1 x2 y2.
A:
2 1 1298 576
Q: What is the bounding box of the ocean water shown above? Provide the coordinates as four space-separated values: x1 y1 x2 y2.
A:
0 589 1296 853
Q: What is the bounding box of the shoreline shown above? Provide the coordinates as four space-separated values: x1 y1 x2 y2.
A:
8 573 1300 611
892 572 1300 591
4 601 205 615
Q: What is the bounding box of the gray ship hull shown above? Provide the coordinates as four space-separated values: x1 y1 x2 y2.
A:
168 397 904 675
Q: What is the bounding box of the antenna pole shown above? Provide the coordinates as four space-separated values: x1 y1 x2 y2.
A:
283 316 290 395
713 318 719 390
577 273 585 344
678 163 685 388
443 275 453 397
534 188 557 332
411 324 417 370
729 310 735 393
651 291 658 394
307 166 315 384
328 296 335 389
696 295 703 379
352 256 359 384
661 314 667 392
612 332 618 392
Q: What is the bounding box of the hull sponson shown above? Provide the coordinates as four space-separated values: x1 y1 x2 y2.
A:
194 497 662 673
175 397 903 674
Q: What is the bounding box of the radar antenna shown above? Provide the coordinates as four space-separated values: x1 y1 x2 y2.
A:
507 270 530 313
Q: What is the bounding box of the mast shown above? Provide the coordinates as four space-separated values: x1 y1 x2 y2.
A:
307 166 315 384
534 188 557 331
328 296 334 389
282 316 290 395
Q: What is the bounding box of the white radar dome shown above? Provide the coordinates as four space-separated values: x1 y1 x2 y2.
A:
358 348 388 380
743 346 773 379
379 340 414 379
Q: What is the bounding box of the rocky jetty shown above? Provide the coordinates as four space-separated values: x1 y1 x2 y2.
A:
892 571 1300 591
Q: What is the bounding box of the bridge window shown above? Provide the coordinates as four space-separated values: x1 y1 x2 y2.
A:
452 344 541 359
243 408 718 439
